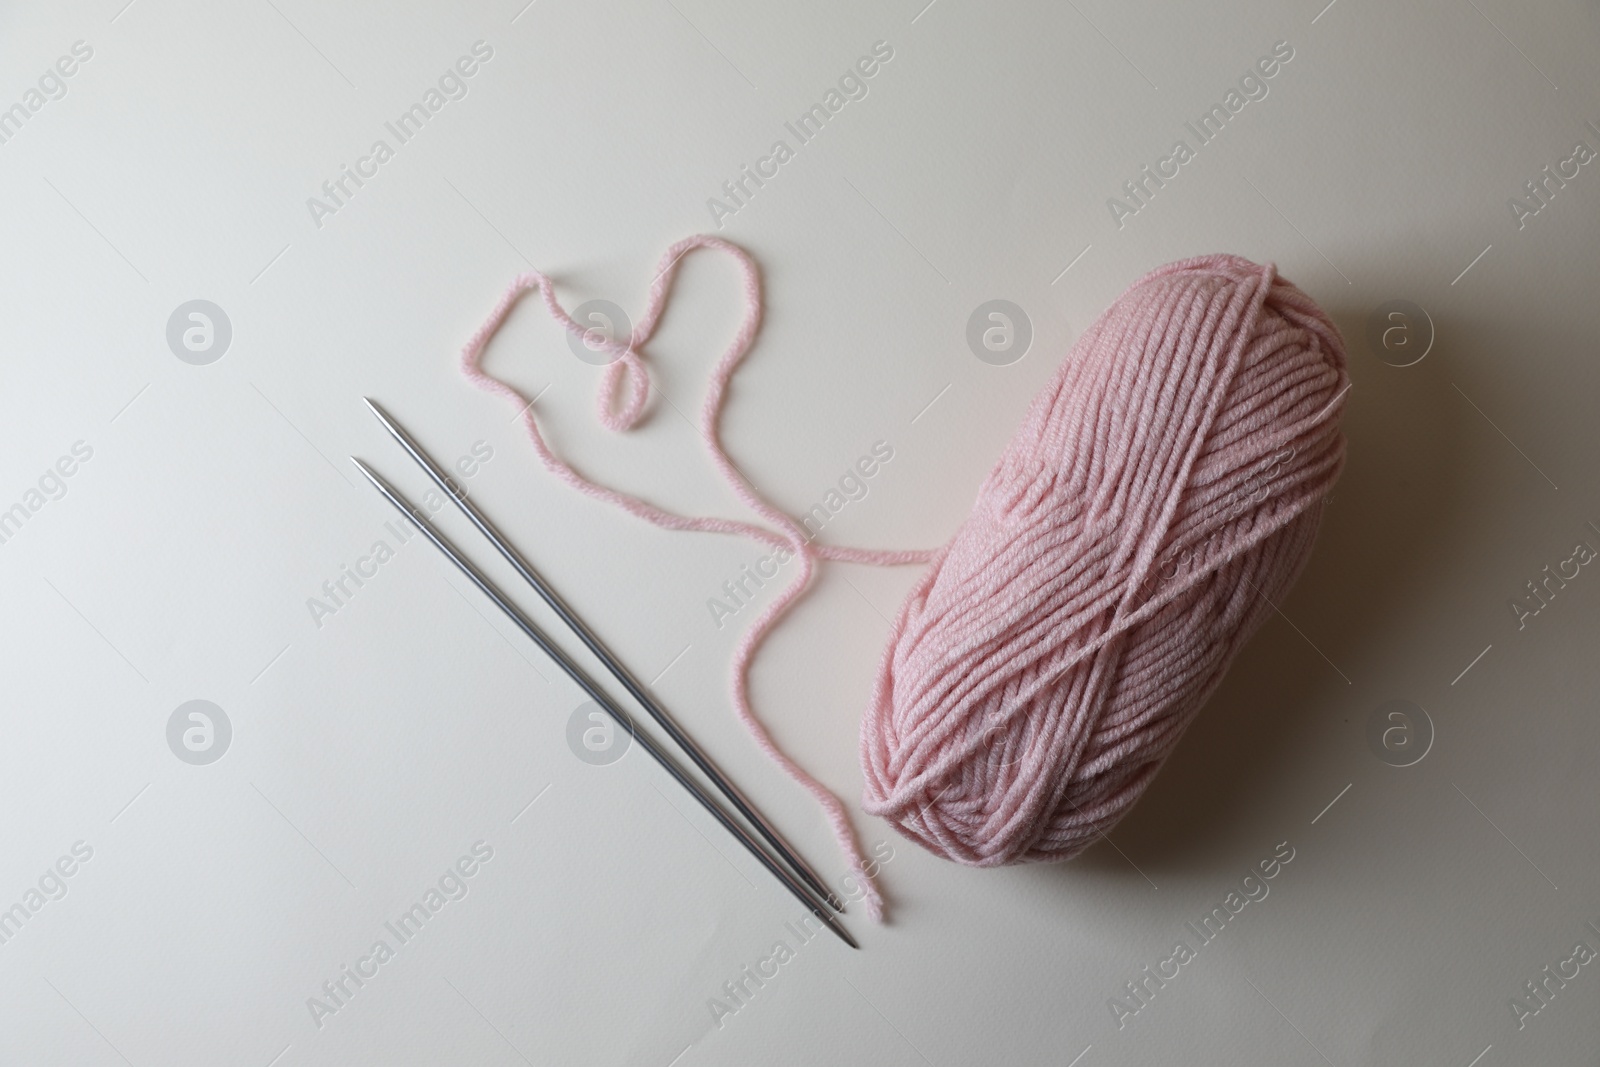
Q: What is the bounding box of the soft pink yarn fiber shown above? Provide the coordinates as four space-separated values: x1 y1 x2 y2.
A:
460 236 932 920
459 239 1346 914
860 253 1349 866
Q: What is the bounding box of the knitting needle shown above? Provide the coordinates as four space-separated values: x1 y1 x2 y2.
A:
351 458 858 949
361 397 846 915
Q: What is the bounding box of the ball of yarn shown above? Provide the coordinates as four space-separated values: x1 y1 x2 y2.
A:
860 254 1349 867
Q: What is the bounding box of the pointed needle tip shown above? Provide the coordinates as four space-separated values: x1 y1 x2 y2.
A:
363 397 409 441
824 914 859 949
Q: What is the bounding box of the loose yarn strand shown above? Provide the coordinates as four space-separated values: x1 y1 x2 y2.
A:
459 235 933 920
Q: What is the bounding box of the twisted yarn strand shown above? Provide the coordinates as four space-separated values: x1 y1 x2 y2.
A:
459 235 933 920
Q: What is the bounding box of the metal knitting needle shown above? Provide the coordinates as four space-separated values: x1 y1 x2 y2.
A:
362 397 846 914
351 458 857 949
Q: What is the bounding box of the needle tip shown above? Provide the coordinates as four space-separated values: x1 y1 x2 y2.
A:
831 918 860 950
363 396 408 440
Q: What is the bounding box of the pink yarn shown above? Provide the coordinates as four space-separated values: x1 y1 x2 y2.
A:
860 253 1349 866
459 235 932 920
459 239 1347 914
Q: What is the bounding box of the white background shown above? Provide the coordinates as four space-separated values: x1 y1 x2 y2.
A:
2 0 1599 1064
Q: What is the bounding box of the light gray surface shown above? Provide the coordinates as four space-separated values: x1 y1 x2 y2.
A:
3 0 1599 1063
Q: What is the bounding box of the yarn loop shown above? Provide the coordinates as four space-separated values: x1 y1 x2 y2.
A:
460 236 931 920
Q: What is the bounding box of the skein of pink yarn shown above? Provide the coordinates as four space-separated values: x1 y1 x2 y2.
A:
860 253 1349 866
